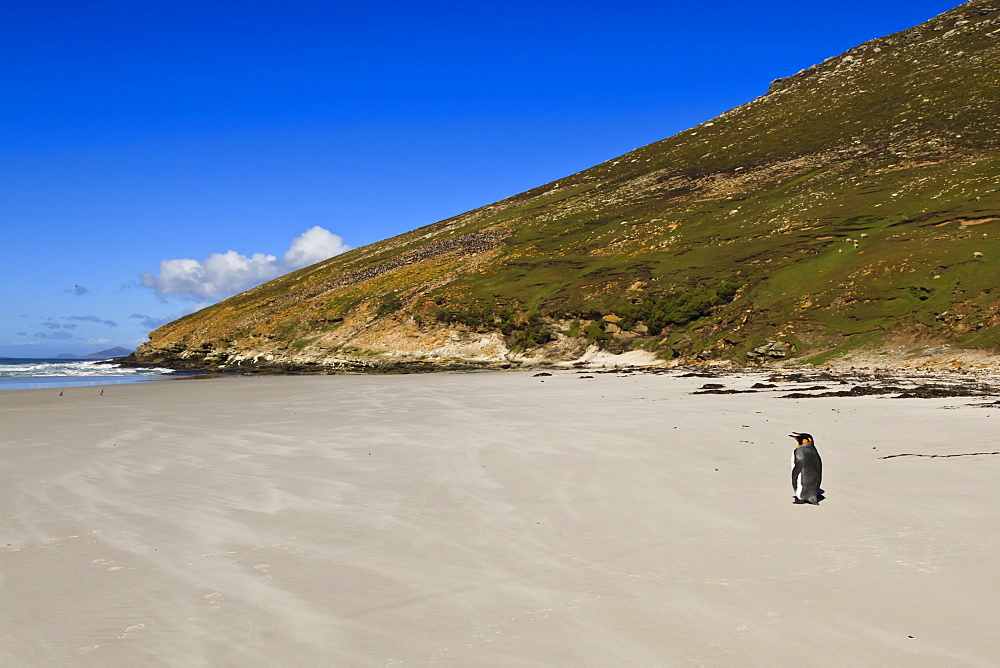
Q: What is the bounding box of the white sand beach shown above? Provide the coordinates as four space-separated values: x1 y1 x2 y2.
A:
1 370 998 666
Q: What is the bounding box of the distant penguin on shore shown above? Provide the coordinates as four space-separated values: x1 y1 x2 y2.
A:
789 432 823 505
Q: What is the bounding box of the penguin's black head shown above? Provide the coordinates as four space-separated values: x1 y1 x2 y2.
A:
789 432 814 446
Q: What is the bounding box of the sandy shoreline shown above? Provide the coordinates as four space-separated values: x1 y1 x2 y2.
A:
1 370 998 666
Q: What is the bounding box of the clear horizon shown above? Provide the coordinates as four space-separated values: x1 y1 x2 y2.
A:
1 0 961 357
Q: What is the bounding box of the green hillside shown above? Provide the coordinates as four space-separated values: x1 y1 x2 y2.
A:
132 0 1000 372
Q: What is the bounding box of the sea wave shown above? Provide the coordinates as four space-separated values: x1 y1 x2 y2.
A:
0 359 172 377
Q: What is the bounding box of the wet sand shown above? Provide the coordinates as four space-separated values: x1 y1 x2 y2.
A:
1 370 998 666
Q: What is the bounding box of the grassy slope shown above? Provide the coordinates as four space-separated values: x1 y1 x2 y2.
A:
138 0 1000 367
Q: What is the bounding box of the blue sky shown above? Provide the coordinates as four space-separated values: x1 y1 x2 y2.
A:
1 0 959 358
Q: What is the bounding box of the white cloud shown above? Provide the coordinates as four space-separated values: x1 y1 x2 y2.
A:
284 226 351 270
140 251 280 301
140 226 351 302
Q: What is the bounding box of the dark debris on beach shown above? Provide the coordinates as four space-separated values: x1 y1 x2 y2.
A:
566 364 1000 401
780 382 995 399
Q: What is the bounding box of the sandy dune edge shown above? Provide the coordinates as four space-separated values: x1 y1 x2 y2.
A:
1 371 998 666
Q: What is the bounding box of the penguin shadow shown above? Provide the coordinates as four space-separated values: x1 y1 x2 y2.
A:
792 489 827 505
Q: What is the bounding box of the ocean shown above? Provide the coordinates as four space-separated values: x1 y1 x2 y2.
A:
0 358 173 391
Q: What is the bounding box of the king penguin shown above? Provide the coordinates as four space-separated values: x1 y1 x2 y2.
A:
789 432 823 504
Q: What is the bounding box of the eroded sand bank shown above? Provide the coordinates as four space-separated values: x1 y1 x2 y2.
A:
1 371 998 666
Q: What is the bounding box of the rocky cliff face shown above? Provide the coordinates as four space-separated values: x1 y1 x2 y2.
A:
131 0 1000 372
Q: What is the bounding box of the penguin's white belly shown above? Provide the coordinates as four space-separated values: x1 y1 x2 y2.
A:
792 457 803 498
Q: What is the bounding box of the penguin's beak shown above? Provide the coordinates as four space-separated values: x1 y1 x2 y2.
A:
788 432 800 439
